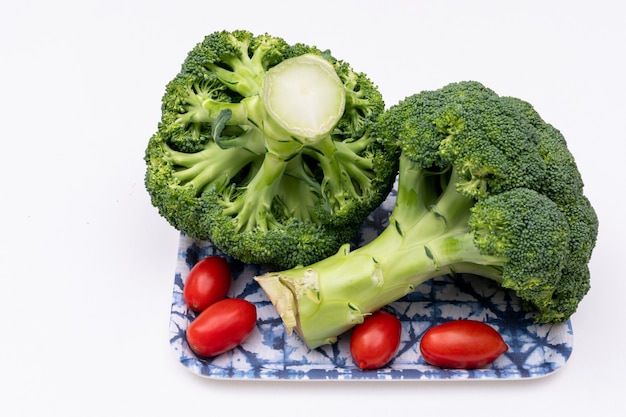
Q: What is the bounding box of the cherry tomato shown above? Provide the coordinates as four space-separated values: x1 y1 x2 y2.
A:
183 256 232 312
186 298 257 357
350 310 402 370
419 320 508 369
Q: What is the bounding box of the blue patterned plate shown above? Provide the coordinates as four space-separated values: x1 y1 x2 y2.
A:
169 189 573 380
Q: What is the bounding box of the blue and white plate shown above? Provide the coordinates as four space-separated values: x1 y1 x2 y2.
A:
169 189 573 380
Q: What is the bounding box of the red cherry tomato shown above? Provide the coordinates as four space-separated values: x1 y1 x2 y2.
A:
419 320 508 369
186 298 257 357
350 310 402 370
183 256 232 312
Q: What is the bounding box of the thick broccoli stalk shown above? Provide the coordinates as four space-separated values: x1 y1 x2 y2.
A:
256 81 599 349
145 30 397 268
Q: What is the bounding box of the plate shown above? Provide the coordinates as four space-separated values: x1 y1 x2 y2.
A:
169 189 573 380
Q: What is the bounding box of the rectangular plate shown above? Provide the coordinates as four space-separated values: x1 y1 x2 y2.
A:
169 190 573 380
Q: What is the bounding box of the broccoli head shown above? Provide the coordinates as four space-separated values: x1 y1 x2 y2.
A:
145 30 398 268
256 81 598 348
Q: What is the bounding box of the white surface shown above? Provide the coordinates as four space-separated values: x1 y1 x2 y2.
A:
1 0 624 415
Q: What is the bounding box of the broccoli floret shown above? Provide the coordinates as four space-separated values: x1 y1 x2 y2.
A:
256 81 599 348
145 30 398 268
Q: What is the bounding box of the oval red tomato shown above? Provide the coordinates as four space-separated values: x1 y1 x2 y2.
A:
350 310 402 370
186 298 257 357
183 256 232 312
419 320 508 369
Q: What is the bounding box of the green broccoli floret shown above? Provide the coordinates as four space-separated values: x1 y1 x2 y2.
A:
145 30 398 268
256 81 599 348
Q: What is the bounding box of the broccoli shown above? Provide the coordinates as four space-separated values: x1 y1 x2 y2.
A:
256 81 599 349
144 30 398 269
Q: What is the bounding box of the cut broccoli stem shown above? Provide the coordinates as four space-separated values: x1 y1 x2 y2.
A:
262 54 346 143
257 225 505 348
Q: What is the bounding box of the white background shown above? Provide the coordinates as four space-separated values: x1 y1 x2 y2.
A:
2 0 624 415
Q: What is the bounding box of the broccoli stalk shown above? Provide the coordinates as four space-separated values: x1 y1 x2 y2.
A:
256 81 598 349
262 54 346 144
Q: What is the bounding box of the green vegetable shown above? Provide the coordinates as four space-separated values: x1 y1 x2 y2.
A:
256 81 599 349
144 30 398 268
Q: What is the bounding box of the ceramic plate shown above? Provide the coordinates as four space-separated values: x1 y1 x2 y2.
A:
169 189 573 380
